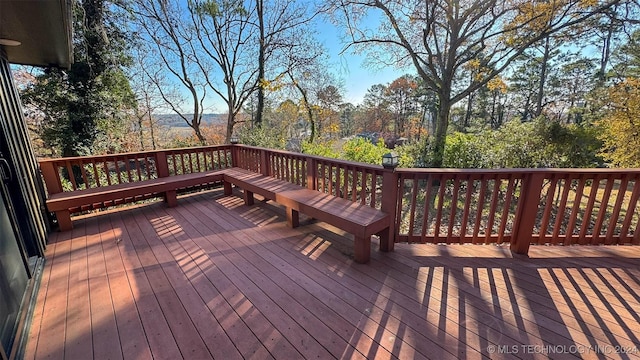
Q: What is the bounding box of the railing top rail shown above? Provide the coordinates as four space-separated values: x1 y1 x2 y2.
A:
396 167 640 175
38 143 640 175
38 144 233 164
235 144 387 172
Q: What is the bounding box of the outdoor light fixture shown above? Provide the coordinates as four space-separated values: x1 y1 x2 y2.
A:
382 152 399 169
0 38 21 46
230 135 239 144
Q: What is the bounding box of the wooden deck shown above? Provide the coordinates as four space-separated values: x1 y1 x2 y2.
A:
25 189 640 360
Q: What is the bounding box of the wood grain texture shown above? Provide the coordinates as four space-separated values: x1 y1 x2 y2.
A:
24 189 640 360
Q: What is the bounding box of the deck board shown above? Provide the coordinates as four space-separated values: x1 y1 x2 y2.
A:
25 189 640 360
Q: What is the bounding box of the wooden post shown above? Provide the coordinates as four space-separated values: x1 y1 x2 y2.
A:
155 151 173 204
510 172 545 255
243 190 255 206
40 161 63 194
379 168 399 252
306 158 317 190
286 207 299 228
156 151 170 178
55 210 73 231
260 149 269 176
354 236 371 263
231 145 239 168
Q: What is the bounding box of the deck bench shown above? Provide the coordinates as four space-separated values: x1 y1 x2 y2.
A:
222 167 390 263
47 170 225 231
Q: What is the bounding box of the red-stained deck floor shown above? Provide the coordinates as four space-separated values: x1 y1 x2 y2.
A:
24 189 640 360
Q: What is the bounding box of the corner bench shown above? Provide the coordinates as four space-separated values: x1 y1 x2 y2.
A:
47 170 226 231
222 168 390 263
46 166 390 263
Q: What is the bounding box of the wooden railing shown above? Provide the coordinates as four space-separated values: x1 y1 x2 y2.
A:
39 144 640 254
395 168 640 252
234 145 386 209
39 145 232 195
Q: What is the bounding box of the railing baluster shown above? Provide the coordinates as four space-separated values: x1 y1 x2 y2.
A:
370 172 378 208
65 161 77 190
539 175 559 243
605 175 629 245
135 157 143 181
565 175 587 245
434 176 446 243
484 177 501 244
351 168 357 202
551 176 573 244
448 176 461 244
124 156 133 183
420 175 433 242
459 176 474 243
79 161 89 189
407 179 419 239
360 171 367 205
103 160 111 186
497 176 516 244
619 178 640 243
472 175 487 244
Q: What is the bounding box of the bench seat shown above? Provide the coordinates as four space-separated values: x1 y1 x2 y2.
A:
47 170 225 231
46 166 391 263
223 168 390 263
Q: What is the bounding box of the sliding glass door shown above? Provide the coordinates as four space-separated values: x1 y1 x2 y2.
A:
0 155 29 358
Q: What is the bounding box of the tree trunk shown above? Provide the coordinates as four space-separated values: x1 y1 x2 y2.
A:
431 97 451 168
290 73 315 143
535 37 551 118
225 110 235 143
599 23 613 82
137 114 145 150
464 92 474 131
255 0 265 127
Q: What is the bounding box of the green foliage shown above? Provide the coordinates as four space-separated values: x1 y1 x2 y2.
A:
443 133 483 168
440 118 603 168
341 138 388 164
238 125 286 150
301 139 340 158
20 0 135 157
597 78 640 167
394 139 428 167
301 137 414 167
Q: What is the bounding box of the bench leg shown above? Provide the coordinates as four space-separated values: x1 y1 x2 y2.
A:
243 190 255 206
354 236 371 263
223 181 232 196
286 208 299 228
56 210 73 231
378 228 395 252
165 190 178 207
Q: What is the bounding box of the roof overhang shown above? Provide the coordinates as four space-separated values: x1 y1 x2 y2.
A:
0 0 73 69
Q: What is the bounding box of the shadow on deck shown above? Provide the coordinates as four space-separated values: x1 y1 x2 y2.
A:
25 189 640 359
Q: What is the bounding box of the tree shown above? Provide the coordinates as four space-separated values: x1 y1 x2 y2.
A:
316 85 344 137
253 0 318 127
386 75 419 138
22 0 135 156
362 84 392 133
598 78 640 167
131 0 209 143
329 0 623 167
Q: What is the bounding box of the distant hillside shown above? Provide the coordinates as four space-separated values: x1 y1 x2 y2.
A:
156 114 226 127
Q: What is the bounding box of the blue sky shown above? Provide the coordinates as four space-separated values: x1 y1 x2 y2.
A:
195 5 414 113
319 22 412 105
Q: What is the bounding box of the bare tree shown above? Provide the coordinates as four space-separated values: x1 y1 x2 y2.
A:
254 0 321 126
188 0 258 142
130 0 208 143
330 0 624 167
